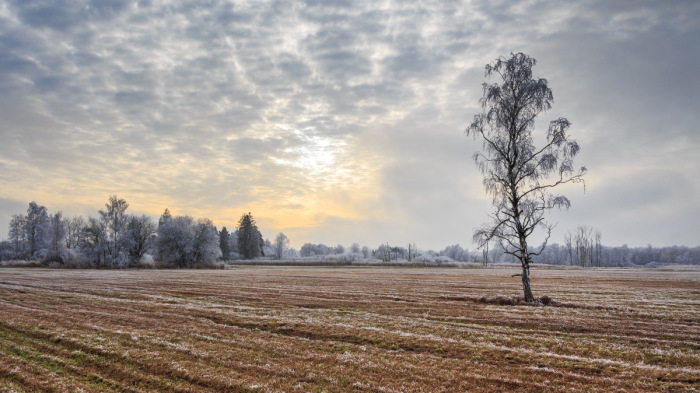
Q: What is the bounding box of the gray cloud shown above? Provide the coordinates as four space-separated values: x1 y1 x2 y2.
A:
0 0 698 248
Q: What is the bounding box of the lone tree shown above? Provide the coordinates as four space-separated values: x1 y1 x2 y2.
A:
466 53 586 302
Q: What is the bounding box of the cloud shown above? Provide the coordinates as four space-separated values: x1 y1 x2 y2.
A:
0 0 698 249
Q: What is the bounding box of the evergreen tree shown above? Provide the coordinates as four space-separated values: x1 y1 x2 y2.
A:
219 227 231 260
159 208 172 227
236 213 263 259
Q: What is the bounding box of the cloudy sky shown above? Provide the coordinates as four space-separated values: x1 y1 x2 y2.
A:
1 0 698 250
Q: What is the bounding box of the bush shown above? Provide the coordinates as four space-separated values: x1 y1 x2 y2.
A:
136 254 155 269
0 260 44 268
476 294 555 306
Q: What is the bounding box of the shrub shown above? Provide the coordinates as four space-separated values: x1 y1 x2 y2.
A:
539 295 553 306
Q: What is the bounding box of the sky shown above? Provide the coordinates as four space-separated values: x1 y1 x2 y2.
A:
1 0 699 250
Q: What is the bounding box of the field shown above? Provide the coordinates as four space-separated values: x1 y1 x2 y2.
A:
0 266 698 392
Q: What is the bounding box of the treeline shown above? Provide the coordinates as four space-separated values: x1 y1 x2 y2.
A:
298 242 473 264
2 198 698 267
533 243 700 267
0 197 271 268
0 197 481 268
527 225 700 266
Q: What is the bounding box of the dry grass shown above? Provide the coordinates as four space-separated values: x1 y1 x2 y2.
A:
0 266 698 392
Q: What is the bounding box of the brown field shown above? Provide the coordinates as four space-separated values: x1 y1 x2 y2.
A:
0 266 698 392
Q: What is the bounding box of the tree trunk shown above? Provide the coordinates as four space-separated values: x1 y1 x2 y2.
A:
512 185 536 302
515 211 536 302
521 259 535 302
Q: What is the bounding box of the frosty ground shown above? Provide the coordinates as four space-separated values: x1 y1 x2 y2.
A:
0 266 698 392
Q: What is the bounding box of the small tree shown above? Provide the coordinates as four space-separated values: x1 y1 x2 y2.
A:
159 208 172 227
274 232 289 260
466 53 586 302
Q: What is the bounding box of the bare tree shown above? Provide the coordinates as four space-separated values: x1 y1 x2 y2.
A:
156 215 219 268
274 232 289 260
46 212 67 263
407 243 418 262
25 201 49 259
482 241 489 267
64 216 86 250
124 215 156 266
594 229 602 267
575 225 591 267
376 243 391 262
466 53 586 302
361 246 370 259
8 214 27 259
191 218 221 266
98 195 130 267
157 216 195 268
570 225 602 267
563 231 573 266
81 217 107 267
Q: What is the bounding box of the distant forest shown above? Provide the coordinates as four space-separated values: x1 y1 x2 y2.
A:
1 197 698 268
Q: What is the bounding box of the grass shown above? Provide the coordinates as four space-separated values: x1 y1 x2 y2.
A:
0 266 698 392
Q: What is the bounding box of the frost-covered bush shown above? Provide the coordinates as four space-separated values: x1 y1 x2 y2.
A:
414 254 435 264
434 256 454 265
321 253 356 264
0 241 13 261
136 254 155 269
61 248 87 268
285 248 299 259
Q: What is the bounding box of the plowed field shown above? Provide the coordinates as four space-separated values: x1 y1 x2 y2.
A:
1 266 698 392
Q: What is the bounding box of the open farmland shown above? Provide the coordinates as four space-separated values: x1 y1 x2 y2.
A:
0 266 698 392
